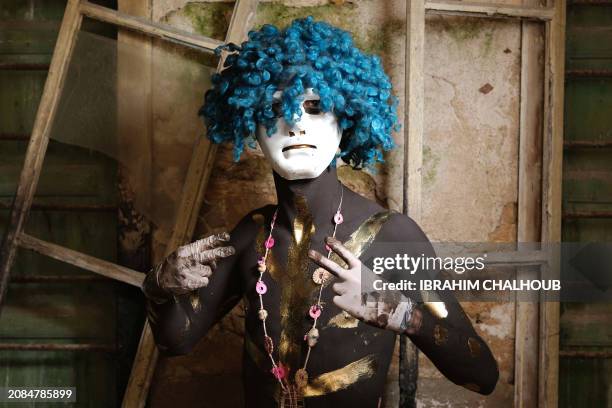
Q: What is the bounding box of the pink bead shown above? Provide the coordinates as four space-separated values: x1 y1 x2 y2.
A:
325 244 331 252
257 257 265 265
334 212 344 225
256 281 267 295
271 364 286 380
265 237 275 249
309 305 322 319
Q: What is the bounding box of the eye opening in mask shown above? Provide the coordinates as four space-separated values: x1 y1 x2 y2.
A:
271 101 283 118
270 98 323 120
303 99 322 115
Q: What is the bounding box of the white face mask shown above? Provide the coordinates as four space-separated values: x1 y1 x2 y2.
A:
256 88 342 180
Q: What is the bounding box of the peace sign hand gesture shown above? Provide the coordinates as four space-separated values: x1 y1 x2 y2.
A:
308 236 416 333
143 232 236 301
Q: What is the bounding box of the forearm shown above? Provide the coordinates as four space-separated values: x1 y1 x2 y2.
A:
141 255 242 355
402 303 499 395
142 264 200 355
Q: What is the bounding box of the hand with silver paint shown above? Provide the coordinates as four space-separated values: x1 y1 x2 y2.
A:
308 236 420 334
142 232 235 302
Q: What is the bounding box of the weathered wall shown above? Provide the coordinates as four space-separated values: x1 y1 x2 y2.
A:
144 1 522 406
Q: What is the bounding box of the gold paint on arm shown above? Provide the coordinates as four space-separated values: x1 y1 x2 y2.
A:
433 324 448 346
189 292 201 312
303 354 378 397
325 311 359 329
467 337 482 358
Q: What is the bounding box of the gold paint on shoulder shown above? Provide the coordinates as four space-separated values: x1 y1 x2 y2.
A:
328 211 393 271
326 311 359 329
303 354 378 397
252 213 265 225
463 383 481 393
467 337 482 358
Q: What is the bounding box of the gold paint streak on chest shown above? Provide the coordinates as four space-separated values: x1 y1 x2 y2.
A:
279 195 317 371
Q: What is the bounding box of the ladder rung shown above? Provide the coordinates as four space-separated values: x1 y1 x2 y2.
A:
10 274 109 283
0 201 117 212
560 350 612 358
0 343 116 352
16 233 144 287
79 1 223 53
564 141 612 148
0 63 50 71
566 69 612 78
563 211 612 219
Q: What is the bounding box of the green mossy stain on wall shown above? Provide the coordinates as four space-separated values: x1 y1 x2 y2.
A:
176 1 396 57
423 145 440 187
429 15 497 57
181 2 233 40
363 19 404 55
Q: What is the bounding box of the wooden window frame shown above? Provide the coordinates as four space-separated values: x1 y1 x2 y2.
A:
403 0 565 406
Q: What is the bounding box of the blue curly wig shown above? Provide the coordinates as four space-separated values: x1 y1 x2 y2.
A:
199 16 400 168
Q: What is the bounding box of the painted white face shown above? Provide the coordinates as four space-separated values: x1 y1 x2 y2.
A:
256 88 342 180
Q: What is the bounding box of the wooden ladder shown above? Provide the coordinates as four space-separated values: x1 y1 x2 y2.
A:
0 0 258 406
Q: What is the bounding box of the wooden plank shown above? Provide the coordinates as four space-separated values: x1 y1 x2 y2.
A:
0 21 60 55
0 0 83 310
79 1 223 53
0 343 115 352
0 281 115 339
115 7 153 402
17 232 144 287
401 0 425 406
539 0 566 405
121 1 259 407
425 0 555 20
403 0 425 225
515 0 545 404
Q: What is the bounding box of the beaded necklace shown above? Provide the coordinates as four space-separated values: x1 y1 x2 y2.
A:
255 185 344 403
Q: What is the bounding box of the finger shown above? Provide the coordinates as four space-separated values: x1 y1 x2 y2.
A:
325 237 360 269
189 264 212 278
175 270 209 291
182 276 209 291
177 233 230 258
308 249 350 280
196 245 235 263
194 232 231 251
332 295 354 316
332 282 348 295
